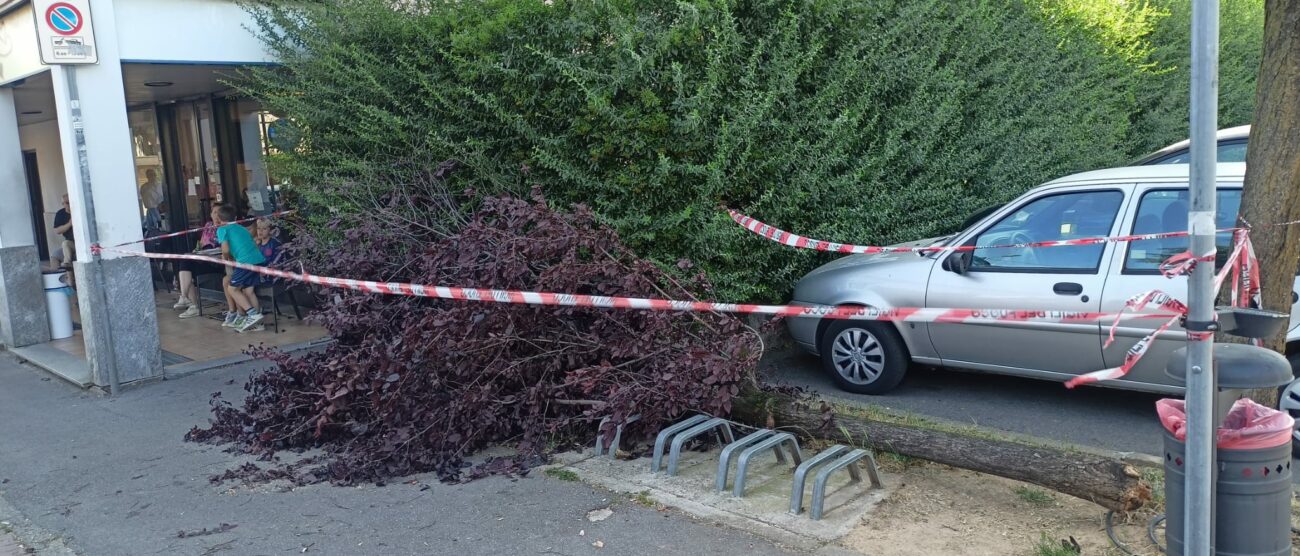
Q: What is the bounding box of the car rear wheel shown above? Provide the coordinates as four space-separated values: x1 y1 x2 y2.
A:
818 320 908 395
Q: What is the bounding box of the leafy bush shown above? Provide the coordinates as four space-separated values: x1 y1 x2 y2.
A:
1132 0 1264 155
239 0 1262 302
186 174 762 483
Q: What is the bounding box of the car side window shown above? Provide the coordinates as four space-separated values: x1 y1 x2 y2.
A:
970 190 1123 272
1217 142 1248 163
1124 189 1242 272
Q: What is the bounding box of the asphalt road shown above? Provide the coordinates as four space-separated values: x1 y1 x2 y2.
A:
764 351 1170 456
0 354 806 556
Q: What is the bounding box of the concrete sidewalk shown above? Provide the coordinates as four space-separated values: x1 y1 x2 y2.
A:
0 352 805 556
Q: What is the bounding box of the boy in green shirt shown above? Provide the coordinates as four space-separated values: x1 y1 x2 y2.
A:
213 205 267 332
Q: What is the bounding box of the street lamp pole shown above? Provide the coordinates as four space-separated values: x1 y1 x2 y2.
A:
1185 0 1219 552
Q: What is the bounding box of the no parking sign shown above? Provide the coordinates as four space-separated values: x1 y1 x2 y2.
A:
32 0 97 64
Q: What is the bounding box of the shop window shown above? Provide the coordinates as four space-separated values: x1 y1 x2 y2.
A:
128 108 167 233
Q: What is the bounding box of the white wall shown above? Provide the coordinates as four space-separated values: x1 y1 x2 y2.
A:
0 90 35 248
114 0 273 64
51 1 144 257
0 4 46 86
18 119 68 257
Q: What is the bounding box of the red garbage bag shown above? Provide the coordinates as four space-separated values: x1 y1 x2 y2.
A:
1157 398 1295 449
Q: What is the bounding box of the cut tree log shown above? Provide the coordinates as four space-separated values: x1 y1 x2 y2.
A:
731 388 1152 512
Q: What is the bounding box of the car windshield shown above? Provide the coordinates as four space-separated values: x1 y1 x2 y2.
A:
1134 140 1249 165
960 204 1003 231
917 204 1005 252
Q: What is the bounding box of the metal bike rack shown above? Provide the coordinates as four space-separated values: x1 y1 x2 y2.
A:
809 448 883 520
594 414 640 458
715 429 778 492
790 445 883 519
789 445 849 515
650 414 711 473
666 418 736 476
732 432 802 497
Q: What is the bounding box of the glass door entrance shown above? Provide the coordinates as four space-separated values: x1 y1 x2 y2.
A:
149 96 279 236
158 100 222 231
183 101 218 228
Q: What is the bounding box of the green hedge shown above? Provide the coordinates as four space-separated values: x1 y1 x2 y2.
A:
1132 0 1264 155
242 0 1263 302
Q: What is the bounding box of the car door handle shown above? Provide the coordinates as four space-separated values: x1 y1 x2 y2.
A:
1053 282 1084 295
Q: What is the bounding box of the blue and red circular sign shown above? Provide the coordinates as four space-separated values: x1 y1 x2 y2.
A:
45 3 83 36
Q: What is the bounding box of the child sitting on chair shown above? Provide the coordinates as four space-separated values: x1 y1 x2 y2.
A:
213 205 266 333
255 218 282 266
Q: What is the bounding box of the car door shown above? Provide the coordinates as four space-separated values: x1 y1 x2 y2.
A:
1097 184 1243 391
926 186 1130 376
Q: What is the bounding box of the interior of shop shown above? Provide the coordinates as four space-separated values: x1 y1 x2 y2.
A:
9 63 324 382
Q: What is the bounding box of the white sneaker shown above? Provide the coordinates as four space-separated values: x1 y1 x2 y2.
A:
236 323 265 334
178 305 201 319
173 298 191 309
222 312 241 328
237 312 265 332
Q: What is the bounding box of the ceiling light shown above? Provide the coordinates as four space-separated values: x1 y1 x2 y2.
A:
144 81 174 87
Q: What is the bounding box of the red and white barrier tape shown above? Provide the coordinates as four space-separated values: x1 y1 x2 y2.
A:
1065 231 1259 389
92 246 1180 326
100 211 1264 390
119 210 297 248
1230 230 1261 308
727 209 1215 255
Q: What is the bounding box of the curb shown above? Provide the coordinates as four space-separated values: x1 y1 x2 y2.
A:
163 337 333 379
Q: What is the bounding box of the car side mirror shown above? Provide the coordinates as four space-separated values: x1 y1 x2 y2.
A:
942 251 972 275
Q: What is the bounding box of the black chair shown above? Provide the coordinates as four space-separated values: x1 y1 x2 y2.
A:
143 235 176 294
255 280 305 333
252 240 304 333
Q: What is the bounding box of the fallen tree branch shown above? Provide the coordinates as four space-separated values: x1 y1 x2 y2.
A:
730 388 1152 512
177 523 238 539
550 399 603 406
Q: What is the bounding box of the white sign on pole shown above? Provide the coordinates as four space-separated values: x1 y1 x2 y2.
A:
31 0 96 64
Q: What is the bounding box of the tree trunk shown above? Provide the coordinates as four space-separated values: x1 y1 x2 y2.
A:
731 389 1152 512
1238 0 1300 406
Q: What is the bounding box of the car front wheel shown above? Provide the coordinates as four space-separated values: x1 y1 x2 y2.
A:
818 320 908 395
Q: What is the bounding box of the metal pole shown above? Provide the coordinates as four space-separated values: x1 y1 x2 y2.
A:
65 66 121 397
1185 0 1219 553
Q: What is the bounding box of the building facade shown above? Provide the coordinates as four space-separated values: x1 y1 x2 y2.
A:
0 0 278 388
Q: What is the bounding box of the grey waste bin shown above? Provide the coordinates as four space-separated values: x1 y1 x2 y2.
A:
1163 428 1293 556
1163 339 1296 556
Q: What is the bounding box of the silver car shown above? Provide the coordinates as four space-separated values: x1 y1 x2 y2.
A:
787 162 1300 395
1131 125 1250 166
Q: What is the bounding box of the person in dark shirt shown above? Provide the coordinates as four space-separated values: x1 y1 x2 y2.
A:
51 194 75 268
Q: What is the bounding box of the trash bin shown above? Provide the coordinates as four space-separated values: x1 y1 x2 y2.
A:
1158 398 1294 556
42 270 74 340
